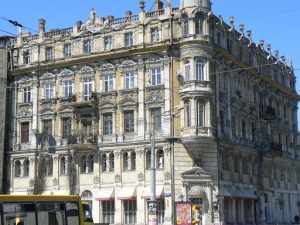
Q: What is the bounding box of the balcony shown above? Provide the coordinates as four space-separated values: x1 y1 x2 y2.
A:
263 142 283 158
74 92 97 109
59 95 76 103
68 132 97 151
259 105 276 121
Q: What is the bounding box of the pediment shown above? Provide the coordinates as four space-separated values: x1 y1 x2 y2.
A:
99 101 115 109
145 55 162 64
58 105 74 113
16 75 32 84
98 62 115 73
40 72 55 80
118 98 137 107
79 65 94 74
120 59 137 68
58 68 75 78
181 167 211 177
145 92 164 104
17 110 32 118
39 107 55 115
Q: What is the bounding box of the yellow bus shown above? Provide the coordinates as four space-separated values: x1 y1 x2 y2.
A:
0 195 94 225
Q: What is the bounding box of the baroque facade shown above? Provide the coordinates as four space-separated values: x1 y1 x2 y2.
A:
4 0 300 224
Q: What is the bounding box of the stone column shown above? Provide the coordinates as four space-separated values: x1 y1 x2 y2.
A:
207 100 212 136
137 57 145 139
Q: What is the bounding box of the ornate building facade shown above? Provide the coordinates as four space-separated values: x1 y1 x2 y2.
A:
4 0 300 224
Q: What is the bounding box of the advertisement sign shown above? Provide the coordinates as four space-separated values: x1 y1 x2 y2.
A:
176 203 192 225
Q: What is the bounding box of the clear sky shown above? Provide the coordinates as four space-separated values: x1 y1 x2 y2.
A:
1 0 300 117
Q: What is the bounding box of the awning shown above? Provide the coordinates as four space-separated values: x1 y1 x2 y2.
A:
223 186 257 200
117 186 136 200
188 186 206 197
142 185 164 199
95 188 115 201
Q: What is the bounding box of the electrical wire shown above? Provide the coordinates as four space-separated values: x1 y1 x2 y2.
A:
0 28 17 37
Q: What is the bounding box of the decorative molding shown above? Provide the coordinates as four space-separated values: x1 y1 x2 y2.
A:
40 72 55 80
163 145 171 156
138 172 144 182
115 174 121 184
135 148 144 157
78 65 94 74
58 68 75 78
98 62 116 74
113 150 122 159
164 171 171 181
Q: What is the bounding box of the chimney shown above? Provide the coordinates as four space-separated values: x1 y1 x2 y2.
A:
107 15 114 23
76 21 82 32
39 18 46 33
155 0 164 10
99 17 105 26
126 11 133 17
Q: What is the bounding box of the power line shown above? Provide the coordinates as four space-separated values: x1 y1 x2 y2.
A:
0 16 38 33
0 28 17 37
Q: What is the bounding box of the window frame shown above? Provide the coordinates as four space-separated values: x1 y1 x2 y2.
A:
83 39 92 54
123 200 137 224
45 83 54 100
151 108 162 131
124 32 133 47
23 87 31 103
104 36 113 50
151 27 160 43
21 121 30 143
104 75 114 92
62 117 71 139
151 68 161 86
64 43 72 57
103 113 113 135
195 59 205 81
124 110 134 133
64 80 73 97
125 71 135 90
45 47 54 61
83 77 93 101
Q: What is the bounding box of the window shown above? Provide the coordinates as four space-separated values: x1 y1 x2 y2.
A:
184 60 191 81
43 119 52 135
62 118 71 139
125 32 133 47
182 15 189 36
103 113 113 135
124 200 137 224
4 203 36 225
241 120 246 138
81 156 88 174
21 122 30 143
196 59 205 80
45 83 54 100
185 100 191 127
151 28 159 43
109 153 114 172
83 77 93 101
131 152 136 170
102 201 115 224
23 159 30 177
125 71 134 89
66 202 80 225
88 155 94 173
83 40 92 54
64 80 73 97
157 199 165 224
242 159 248 174
232 116 236 137
104 75 114 92
146 150 151 169
151 108 161 131
37 203 66 225
82 118 92 136
123 152 129 171
23 50 31 64
15 160 21 177
45 47 54 61
151 68 161 86
47 158 53 176
157 149 164 169
234 157 239 173
64 43 72 57
102 154 108 172
195 13 204 35
197 102 205 127
104 36 112 50
23 87 31 102
124 111 134 133
60 157 67 175
251 123 256 141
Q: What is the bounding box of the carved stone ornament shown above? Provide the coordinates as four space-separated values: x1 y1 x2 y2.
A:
40 72 55 80
115 174 121 183
58 68 75 78
114 150 122 159
93 176 100 184
145 90 164 104
164 171 171 181
79 65 94 74
16 75 32 84
138 172 144 182
119 59 137 69
17 110 32 119
135 148 144 157
163 145 171 156
98 62 116 73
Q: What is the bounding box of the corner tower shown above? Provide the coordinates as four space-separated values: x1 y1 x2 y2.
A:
180 0 211 11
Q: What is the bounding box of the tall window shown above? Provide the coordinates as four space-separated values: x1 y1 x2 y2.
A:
14 160 21 177
88 155 94 173
23 87 31 103
64 43 72 57
23 159 30 177
45 83 54 100
45 47 54 61
82 118 92 136
151 28 159 43
104 36 112 50
157 199 165 224
151 68 161 86
104 75 114 92
109 153 114 172
64 80 73 97
60 157 67 175
131 152 136 170
125 32 133 47
157 150 164 169
62 118 71 139
123 152 129 171
84 77 93 101
125 72 134 89
103 113 113 135
146 150 151 169
23 50 31 64
124 200 137 224
124 111 134 133
185 100 191 127
184 60 191 81
241 120 246 138
195 13 204 35
21 122 29 143
197 102 205 127
102 154 108 172
47 158 53 176
182 15 189 36
196 59 205 80
102 201 115 224
43 119 52 135
151 108 162 131
83 40 92 54
81 156 88 173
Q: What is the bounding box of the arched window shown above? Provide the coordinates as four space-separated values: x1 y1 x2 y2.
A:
123 152 129 171
15 160 21 177
157 150 164 169
184 60 191 81
102 154 108 172
182 14 189 36
23 159 30 177
88 155 94 173
47 158 53 176
146 150 151 169
60 157 66 175
197 101 205 127
81 190 93 212
109 153 114 172
184 100 191 127
195 59 205 80
131 152 136 171
81 156 87 174
195 13 204 35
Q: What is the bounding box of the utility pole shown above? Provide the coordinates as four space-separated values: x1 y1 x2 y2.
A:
148 115 157 225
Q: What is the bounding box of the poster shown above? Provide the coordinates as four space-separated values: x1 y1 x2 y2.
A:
176 203 192 225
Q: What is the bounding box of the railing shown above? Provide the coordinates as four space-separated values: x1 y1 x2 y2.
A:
111 15 139 25
145 9 165 18
22 35 39 42
259 105 276 120
44 27 73 38
67 132 97 145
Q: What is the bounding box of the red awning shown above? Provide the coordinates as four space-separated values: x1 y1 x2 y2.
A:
95 188 115 201
117 186 136 200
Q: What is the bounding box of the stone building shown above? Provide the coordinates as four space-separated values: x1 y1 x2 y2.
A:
5 0 300 224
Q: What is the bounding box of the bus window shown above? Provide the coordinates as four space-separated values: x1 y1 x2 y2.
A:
82 204 93 223
37 202 66 225
65 202 79 225
3 203 36 225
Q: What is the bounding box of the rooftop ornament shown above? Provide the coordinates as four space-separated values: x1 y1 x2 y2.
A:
266 43 272 60
140 0 145 12
228 16 234 32
239 24 244 41
247 30 253 47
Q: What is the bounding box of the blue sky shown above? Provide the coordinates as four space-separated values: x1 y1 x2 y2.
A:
1 0 300 109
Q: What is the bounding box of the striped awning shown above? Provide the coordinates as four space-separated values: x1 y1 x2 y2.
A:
117 186 136 200
95 188 115 201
